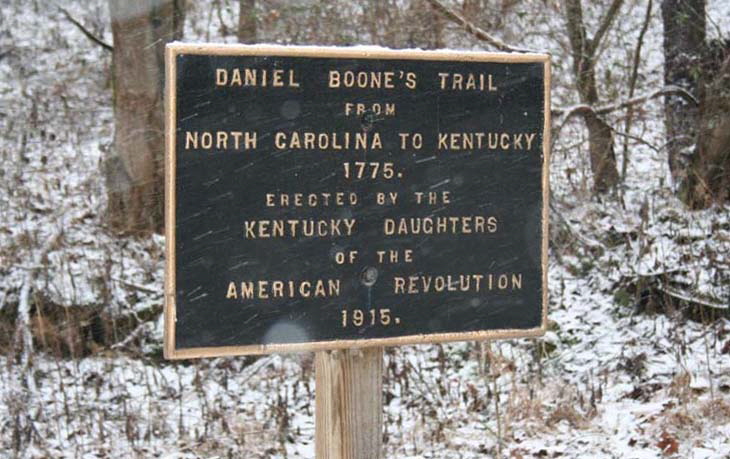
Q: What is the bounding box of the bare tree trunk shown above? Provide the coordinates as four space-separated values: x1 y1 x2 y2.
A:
661 0 706 184
238 0 256 43
429 2 445 49
621 0 653 180
564 0 622 194
662 0 730 208
107 0 185 234
681 43 730 208
584 111 620 193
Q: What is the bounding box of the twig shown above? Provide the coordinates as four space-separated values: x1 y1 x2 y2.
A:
111 321 154 349
550 84 700 148
14 232 62 396
699 306 716 416
658 285 728 311
621 0 653 180
611 128 662 154
587 0 625 57
17 252 47 343
479 342 508 453
112 277 159 295
549 201 603 249
57 6 113 52
486 342 504 456
552 85 698 119
593 85 698 112
17 270 37 390
425 0 534 53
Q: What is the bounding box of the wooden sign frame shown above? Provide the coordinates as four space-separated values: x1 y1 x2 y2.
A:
164 44 550 359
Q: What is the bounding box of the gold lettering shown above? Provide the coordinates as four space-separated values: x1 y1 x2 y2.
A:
226 282 237 298
230 69 242 86
328 279 340 296
488 74 497 91
500 133 510 149
525 133 536 150
244 68 256 86
274 132 286 149
258 281 269 298
288 70 300 87
216 131 228 149
394 277 405 294
272 69 284 87
243 219 356 238
315 280 326 297
244 221 256 238
272 281 284 297
300 281 311 297
258 220 270 238
329 70 341 87
201 132 212 149
383 216 497 236
408 276 418 294
216 68 228 85
241 282 254 299
184 131 255 150
405 72 417 89
185 131 197 149
487 216 498 233
391 273 521 294
215 68 299 88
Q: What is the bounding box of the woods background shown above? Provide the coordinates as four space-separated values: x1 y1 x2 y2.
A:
0 0 729 458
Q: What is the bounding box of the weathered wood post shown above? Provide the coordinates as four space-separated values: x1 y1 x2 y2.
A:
315 348 383 459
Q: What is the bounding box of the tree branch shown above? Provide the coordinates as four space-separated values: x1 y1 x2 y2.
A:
552 85 699 119
564 0 588 63
621 0 652 178
551 85 698 152
550 201 603 249
425 0 534 53
626 0 652 104
14 232 62 393
612 128 662 154
588 0 624 56
111 321 154 350
58 6 113 52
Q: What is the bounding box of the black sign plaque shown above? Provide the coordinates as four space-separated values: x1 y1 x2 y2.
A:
164 44 550 358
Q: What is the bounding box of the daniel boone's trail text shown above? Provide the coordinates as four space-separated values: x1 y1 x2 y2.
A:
166 46 548 354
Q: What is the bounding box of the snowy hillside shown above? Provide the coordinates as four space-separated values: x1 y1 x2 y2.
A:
1 0 729 457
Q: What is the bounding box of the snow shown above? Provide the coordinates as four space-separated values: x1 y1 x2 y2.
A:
1 0 729 457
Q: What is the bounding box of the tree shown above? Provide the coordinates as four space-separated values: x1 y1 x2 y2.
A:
680 40 730 208
107 0 185 234
427 0 627 194
661 0 705 185
238 0 256 43
564 0 623 194
662 0 730 208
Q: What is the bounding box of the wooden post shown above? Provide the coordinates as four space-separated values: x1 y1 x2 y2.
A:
315 347 383 459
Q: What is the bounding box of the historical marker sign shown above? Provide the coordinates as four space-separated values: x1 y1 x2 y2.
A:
164 44 550 359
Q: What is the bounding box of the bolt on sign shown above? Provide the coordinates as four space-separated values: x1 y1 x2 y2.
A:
164 44 550 359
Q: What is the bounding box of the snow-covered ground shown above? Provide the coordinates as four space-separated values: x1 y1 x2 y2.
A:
1 0 729 457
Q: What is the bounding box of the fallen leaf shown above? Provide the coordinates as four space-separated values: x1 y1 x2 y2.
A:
657 431 679 455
